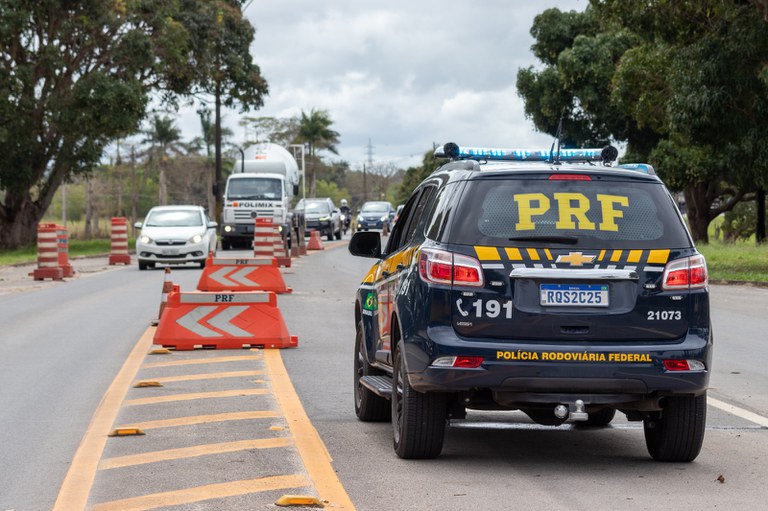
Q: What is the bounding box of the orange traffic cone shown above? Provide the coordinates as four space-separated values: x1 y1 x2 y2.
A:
151 267 173 326
307 230 324 250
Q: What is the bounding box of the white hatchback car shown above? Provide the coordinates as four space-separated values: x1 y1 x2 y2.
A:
134 205 218 270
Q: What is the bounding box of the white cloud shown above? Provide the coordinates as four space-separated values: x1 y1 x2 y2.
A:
176 0 586 169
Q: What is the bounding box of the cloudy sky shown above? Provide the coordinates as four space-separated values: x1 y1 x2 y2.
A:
179 0 586 169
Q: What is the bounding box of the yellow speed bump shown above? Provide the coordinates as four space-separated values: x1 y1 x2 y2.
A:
108 428 145 437
149 348 171 355
275 495 324 507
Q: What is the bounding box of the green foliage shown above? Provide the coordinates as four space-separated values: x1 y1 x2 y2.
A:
315 180 351 207
518 1 768 242
296 109 340 197
0 0 267 249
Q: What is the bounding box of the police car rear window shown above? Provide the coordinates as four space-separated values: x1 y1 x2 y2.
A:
449 178 690 249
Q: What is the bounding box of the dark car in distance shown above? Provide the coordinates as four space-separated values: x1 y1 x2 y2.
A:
297 197 342 241
356 201 395 232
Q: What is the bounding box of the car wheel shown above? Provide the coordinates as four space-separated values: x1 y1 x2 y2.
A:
199 260 206 269
221 238 231 250
138 262 147 271
644 393 706 462
577 408 616 427
354 320 390 422
392 342 447 459
326 230 334 242
335 226 342 240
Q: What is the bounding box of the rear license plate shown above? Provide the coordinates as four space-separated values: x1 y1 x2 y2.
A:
540 284 609 307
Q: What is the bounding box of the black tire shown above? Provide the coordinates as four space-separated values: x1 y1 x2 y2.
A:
354 321 390 422
392 343 447 459
138 261 147 271
644 394 706 462
335 227 342 240
221 239 231 250
199 260 206 269
577 408 616 428
326 230 334 242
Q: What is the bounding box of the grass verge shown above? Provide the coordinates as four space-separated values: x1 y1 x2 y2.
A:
0 239 132 266
697 242 768 283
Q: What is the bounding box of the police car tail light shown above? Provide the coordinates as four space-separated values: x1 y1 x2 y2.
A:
549 174 591 181
662 254 708 290
663 359 706 372
432 356 484 368
418 249 484 287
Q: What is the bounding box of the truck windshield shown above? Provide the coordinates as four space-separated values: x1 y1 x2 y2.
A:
227 178 282 200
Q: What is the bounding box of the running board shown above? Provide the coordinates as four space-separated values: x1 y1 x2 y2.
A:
360 375 393 399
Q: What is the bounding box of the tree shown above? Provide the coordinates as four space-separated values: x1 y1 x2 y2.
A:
0 0 267 249
296 109 340 197
517 1 768 243
240 116 300 147
141 115 184 205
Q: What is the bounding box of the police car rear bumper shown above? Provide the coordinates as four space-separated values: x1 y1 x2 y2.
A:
406 328 712 404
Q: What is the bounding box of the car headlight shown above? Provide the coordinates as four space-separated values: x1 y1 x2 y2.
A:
190 234 203 244
380 215 388 222
223 225 233 233
319 216 329 221
357 215 363 222
140 235 152 244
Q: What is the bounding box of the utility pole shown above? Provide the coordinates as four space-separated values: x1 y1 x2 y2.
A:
213 8 224 226
363 164 367 202
366 138 374 166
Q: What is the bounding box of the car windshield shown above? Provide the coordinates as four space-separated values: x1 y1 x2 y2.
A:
362 203 389 213
145 210 203 227
227 177 282 200
449 177 690 249
304 202 330 214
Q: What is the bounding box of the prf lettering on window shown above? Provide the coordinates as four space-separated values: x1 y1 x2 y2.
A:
513 193 629 232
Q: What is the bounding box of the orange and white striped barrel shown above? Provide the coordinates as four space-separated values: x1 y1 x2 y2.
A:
109 217 131 265
30 224 64 280
272 224 291 267
56 224 75 277
253 217 275 258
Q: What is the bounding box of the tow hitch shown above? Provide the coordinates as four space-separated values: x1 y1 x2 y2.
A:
554 399 589 422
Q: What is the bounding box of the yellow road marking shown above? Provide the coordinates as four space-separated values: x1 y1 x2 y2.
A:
117 410 280 431
134 370 263 385
125 388 268 406
90 474 309 511
52 327 156 511
100 437 292 470
143 354 262 369
265 350 356 510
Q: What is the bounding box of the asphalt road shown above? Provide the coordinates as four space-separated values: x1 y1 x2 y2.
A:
0 246 767 510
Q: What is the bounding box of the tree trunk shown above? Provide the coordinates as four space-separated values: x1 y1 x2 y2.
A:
130 146 138 237
683 185 710 244
0 197 42 249
757 186 766 245
158 163 168 206
85 178 94 239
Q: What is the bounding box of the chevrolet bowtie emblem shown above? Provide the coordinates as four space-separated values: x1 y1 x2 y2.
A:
556 252 596 267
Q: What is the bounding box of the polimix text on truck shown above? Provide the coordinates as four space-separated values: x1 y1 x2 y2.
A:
221 143 300 250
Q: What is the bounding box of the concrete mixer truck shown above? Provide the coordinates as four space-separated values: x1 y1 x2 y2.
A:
220 143 302 250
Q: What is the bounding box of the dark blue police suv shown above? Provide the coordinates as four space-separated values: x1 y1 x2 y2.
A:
349 143 711 461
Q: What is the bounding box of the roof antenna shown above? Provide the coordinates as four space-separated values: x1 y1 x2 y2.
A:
548 109 566 164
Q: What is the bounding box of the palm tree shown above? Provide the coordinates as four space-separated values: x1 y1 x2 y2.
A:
142 115 183 205
296 108 340 197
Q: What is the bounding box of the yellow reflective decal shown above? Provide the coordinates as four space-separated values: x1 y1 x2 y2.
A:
527 248 540 261
627 250 643 263
554 193 596 230
474 246 501 261
596 194 629 232
505 247 522 261
514 193 550 231
610 250 623 263
647 249 670 264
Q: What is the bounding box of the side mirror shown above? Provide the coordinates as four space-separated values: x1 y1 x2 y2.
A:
348 231 381 259
134 222 143 229
208 221 218 228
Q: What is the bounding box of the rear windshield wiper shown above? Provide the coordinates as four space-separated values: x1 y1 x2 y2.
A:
508 235 579 244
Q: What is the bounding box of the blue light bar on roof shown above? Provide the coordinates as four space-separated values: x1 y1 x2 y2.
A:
435 142 608 162
616 163 655 175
